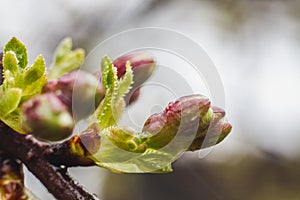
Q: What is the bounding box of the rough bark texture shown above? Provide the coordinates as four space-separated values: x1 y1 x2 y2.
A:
0 121 98 200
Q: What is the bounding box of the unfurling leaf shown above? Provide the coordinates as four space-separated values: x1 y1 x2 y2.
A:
101 56 117 92
4 37 28 69
0 88 22 117
23 55 45 86
3 51 19 75
49 37 85 79
52 37 72 63
22 75 47 102
95 56 134 129
116 61 133 100
0 37 49 133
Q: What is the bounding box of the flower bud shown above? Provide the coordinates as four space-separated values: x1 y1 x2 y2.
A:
188 119 232 151
211 106 225 118
22 93 74 141
113 52 156 104
142 95 211 149
113 52 156 83
43 70 104 120
188 106 232 151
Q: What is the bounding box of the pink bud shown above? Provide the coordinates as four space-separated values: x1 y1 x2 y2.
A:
113 52 156 82
22 93 74 141
142 95 211 149
43 70 104 120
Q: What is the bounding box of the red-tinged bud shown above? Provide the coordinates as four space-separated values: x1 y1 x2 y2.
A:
21 93 74 141
211 106 225 119
195 106 225 138
113 52 156 83
142 95 211 149
94 52 156 105
43 70 104 120
114 52 156 104
188 119 232 151
128 88 140 105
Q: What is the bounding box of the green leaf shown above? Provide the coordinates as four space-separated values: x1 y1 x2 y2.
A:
3 51 19 75
90 133 175 173
94 56 134 130
116 61 133 99
52 37 72 63
105 126 146 153
49 38 85 79
112 98 126 123
23 55 46 86
96 89 117 129
4 37 28 69
2 70 15 89
0 88 22 116
101 56 115 91
95 56 119 129
21 75 47 102
1 109 25 134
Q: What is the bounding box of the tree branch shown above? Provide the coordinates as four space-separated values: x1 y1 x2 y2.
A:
45 126 100 167
45 138 95 167
0 121 98 200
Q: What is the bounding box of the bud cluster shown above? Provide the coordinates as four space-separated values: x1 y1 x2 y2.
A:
141 94 232 151
21 52 156 142
104 94 231 154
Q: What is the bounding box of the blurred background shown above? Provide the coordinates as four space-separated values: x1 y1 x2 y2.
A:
1 0 300 199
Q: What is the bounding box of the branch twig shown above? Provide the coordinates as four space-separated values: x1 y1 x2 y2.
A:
45 126 100 167
0 121 98 200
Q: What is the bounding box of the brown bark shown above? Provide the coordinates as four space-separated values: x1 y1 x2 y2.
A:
0 121 98 200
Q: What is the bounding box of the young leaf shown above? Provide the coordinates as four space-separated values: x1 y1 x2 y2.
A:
1 110 25 134
101 56 115 91
3 51 19 75
22 75 47 101
49 38 85 79
112 98 126 124
104 126 146 153
52 37 72 63
2 70 15 90
4 37 28 69
95 56 119 128
94 56 134 129
23 55 46 86
116 61 133 100
0 88 22 116
90 132 175 173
